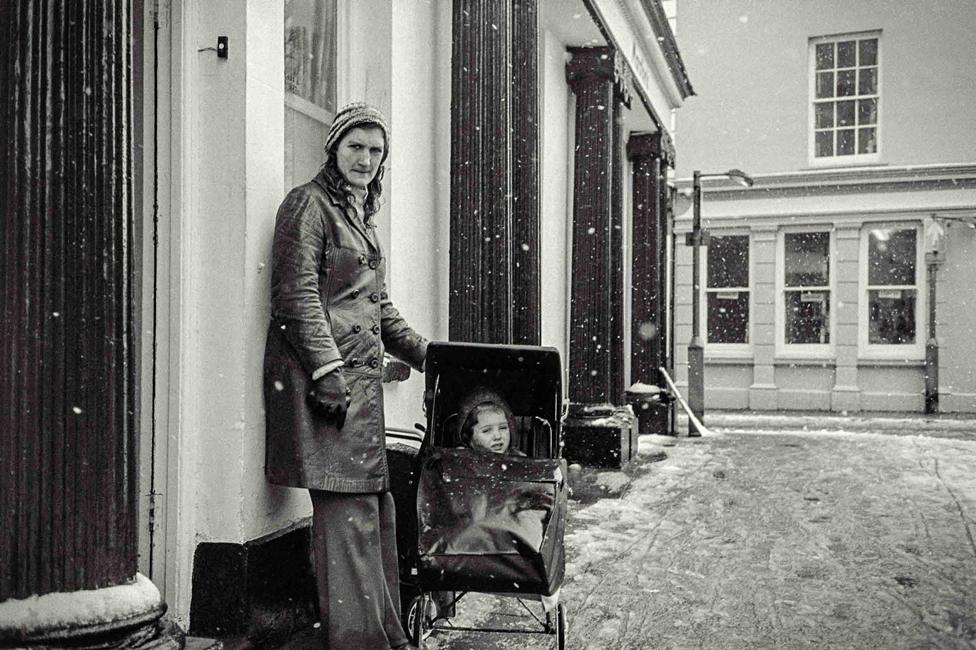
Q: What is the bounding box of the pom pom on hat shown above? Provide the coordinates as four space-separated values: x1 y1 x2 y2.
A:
324 102 390 163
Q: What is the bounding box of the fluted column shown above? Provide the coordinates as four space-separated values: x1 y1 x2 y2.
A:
449 0 514 343
566 47 631 404
511 0 541 345
0 1 171 646
628 131 675 432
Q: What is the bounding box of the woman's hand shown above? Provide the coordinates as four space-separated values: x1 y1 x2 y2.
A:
307 369 352 429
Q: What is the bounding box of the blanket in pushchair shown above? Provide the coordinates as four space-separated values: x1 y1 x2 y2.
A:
416 447 567 596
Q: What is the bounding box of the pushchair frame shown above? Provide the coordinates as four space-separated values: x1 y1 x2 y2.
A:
401 341 569 649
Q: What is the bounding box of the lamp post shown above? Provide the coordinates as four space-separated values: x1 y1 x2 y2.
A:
687 168 754 435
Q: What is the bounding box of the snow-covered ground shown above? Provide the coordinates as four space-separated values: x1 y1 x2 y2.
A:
424 427 976 649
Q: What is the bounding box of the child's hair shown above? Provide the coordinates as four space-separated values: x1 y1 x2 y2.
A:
455 386 517 449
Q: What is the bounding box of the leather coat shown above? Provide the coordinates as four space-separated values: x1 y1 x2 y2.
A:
263 170 427 492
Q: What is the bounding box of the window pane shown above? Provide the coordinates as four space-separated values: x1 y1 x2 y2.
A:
868 228 916 285
708 293 750 344
858 68 877 95
868 289 916 344
836 69 856 96
857 98 877 125
837 100 855 126
858 127 877 154
708 235 749 288
785 232 830 286
837 40 856 67
815 131 833 157
837 128 855 155
285 0 337 112
815 103 834 128
859 39 878 66
816 43 834 70
785 290 830 344
816 72 834 99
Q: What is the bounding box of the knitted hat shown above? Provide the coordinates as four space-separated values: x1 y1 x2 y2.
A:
324 102 390 164
456 386 518 448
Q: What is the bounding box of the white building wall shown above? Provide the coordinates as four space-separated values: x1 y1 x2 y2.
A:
384 0 452 429
540 28 573 393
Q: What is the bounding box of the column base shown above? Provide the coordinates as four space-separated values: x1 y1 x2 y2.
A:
749 383 778 410
831 385 862 412
0 573 182 649
562 402 639 469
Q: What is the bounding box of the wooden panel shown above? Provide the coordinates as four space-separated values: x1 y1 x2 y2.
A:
0 0 136 601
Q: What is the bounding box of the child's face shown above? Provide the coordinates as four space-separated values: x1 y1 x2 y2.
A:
469 408 511 454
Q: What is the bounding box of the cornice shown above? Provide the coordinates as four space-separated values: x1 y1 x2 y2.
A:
675 163 976 199
634 0 694 99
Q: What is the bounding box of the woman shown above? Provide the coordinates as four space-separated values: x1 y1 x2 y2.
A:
264 102 427 650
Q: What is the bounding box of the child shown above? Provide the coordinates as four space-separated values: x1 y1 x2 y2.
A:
456 386 522 455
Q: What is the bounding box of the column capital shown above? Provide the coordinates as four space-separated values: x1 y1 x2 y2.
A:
627 131 675 168
566 46 632 108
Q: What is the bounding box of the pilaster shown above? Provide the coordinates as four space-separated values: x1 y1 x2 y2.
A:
749 225 779 409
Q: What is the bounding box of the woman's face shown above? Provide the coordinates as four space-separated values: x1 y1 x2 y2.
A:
335 126 385 189
469 408 511 454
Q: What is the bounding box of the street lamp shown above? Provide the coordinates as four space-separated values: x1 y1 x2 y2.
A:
687 168 754 435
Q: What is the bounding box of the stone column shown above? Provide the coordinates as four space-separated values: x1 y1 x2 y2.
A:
627 131 675 432
449 0 514 343
0 1 175 646
565 47 631 404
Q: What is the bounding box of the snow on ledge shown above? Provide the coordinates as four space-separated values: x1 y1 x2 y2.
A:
0 573 163 639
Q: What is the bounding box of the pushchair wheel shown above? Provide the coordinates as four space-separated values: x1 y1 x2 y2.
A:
555 603 567 649
406 592 436 647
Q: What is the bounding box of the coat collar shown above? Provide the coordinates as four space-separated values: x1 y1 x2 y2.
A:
312 168 379 251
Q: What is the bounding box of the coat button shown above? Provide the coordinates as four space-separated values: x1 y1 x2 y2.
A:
352 324 362 333
371 324 380 335
369 358 380 369
369 292 380 303
349 357 361 368
368 259 378 269
351 289 361 298
358 255 367 265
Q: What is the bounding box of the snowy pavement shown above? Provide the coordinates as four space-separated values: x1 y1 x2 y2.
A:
424 426 976 649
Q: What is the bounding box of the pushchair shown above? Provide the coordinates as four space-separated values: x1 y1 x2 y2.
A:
387 341 569 649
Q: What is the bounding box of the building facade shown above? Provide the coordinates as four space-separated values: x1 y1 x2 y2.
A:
2 0 691 643
672 0 976 415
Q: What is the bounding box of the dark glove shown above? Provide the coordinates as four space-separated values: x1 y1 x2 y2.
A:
307 368 352 428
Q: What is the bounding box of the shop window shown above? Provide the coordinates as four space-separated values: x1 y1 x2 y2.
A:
705 234 750 346
284 0 337 188
810 32 880 165
863 226 921 351
782 231 831 347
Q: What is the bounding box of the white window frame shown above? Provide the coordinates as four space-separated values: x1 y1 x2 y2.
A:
808 31 882 167
776 226 836 358
703 230 752 357
858 222 925 360
284 0 338 188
